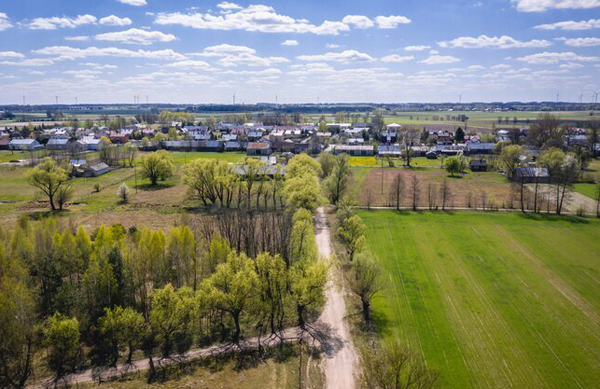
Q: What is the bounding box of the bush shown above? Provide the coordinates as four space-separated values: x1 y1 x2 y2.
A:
118 183 130 203
93 183 101 193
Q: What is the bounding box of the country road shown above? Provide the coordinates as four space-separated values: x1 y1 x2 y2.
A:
315 207 358 389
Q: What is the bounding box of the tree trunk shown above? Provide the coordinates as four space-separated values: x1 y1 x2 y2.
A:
233 311 241 343
297 305 305 329
362 298 371 323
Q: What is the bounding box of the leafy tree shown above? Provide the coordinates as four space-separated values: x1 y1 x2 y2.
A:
324 154 351 204
360 340 438 389
201 252 259 343
539 147 565 177
25 157 69 211
286 154 323 179
99 306 146 365
319 152 336 178
138 150 174 186
454 127 465 143
337 215 366 261
283 173 323 212
44 314 81 380
149 284 197 357
499 145 525 180
255 253 288 334
289 260 327 328
55 184 73 210
118 183 130 203
0 249 36 389
204 233 231 277
289 208 318 265
124 142 137 167
444 156 464 177
347 251 382 323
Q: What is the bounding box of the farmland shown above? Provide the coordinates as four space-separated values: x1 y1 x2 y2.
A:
357 210 600 389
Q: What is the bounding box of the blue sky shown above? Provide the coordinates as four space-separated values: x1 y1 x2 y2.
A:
0 0 599 104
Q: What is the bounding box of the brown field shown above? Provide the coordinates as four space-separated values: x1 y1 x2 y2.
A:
355 168 515 209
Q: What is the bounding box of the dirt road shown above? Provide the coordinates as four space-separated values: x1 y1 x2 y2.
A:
315 207 358 389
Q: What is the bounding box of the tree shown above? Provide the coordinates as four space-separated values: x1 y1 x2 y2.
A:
289 260 327 328
347 251 382 323
255 253 288 335
0 253 36 389
444 156 463 177
410 175 420 210
289 208 318 265
319 152 335 178
55 183 73 210
287 153 322 179
25 157 69 211
389 173 404 210
99 306 146 365
337 215 365 261
118 183 130 203
361 340 438 389
454 127 465 143
283 172 323 212
439 179 451 210
149 284 197 357
124 142 137 167
138 150 174 186
44 314 81 381
499 145 525 180
324 154 351 204
201 252 258 343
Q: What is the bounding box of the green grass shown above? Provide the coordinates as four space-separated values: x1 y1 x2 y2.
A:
160 151 248 165
357 210 600 389
573 183 598 200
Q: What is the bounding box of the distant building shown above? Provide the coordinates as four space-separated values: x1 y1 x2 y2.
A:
469 159 488 172
83 163 109 177
331 145 374 156
514 167 549 183
247 142 272 156
9 138 42 151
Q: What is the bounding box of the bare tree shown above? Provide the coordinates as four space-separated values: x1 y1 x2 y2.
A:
361 340 438 389
439 179 451 211
427 183 437 210
410 175 420 211
595 183 600 218
365 187 373 210
389 173 404 210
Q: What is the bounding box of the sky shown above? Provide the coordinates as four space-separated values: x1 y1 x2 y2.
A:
0 0 599 104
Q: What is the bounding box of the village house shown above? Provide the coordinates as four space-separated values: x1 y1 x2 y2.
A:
247 142 272 156
9 138 42 151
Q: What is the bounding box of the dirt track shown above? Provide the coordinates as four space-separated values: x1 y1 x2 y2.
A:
315 207 358 389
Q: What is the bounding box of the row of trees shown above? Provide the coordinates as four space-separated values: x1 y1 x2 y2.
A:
2 153 330 387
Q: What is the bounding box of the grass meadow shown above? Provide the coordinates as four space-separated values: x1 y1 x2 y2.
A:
357 210 600 389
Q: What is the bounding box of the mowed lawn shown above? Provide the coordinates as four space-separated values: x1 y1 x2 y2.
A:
357 210 600 389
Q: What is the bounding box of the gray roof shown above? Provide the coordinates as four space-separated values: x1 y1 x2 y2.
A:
47 138 69 145
9 138 38 145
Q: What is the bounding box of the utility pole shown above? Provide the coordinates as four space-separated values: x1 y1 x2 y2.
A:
22 95 26 105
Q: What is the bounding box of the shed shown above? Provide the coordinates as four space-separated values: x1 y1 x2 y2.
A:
83 163 109 177
469 159 488 172
247 142 272 156
514 167 549 183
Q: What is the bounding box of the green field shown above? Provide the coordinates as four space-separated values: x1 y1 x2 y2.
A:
357 210 600 389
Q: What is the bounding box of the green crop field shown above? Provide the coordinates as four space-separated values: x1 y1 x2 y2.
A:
357 210 600 389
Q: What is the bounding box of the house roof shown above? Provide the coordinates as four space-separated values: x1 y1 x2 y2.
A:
9 138 38 145
469 159 487 166
247 142 271 150
47 138 69 145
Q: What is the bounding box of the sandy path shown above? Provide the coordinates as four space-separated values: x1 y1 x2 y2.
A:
315 207 358 389
29 328 304 389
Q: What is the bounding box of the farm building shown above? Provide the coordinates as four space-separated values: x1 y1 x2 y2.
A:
466 142 496 155
425 150 438 159
379 144 401 157
83 163 109 177
247 142 272 156
469 159 488 172
224 141 244 151
514 167 550 183
46 138 71 150
9 138 42 151
331 145 374 156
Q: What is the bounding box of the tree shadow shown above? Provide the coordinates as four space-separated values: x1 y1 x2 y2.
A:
517 212 590 224
135 182 175 191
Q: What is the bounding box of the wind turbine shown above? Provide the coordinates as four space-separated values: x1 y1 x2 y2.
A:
459 94 462 104
579 93 583 104
55 95 59 105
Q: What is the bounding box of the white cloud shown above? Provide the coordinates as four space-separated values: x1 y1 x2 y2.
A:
297 50 375 62
429 49 439 54
82 62 118 69
1 58 54 67
117 0 147 6
564 37 600 46
512 0 600 12
28 14 97 30
34 46 187 60
326 43 340 48
405 45 430 51
99 15 132 26
342 15 374 29
380 54 414 63
439 35 552 49
167 60 212 69
282 39 299 46
375 15 411 29
65 36 91 41
516 51 599 64
0 12 12 31
0 51 25 59
534 18 600 30
559 62 585 68
95 28 177 45
491 63 511 69
155 4 350 35
217 2 243 10
191 44 289 67
420 55 461 64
